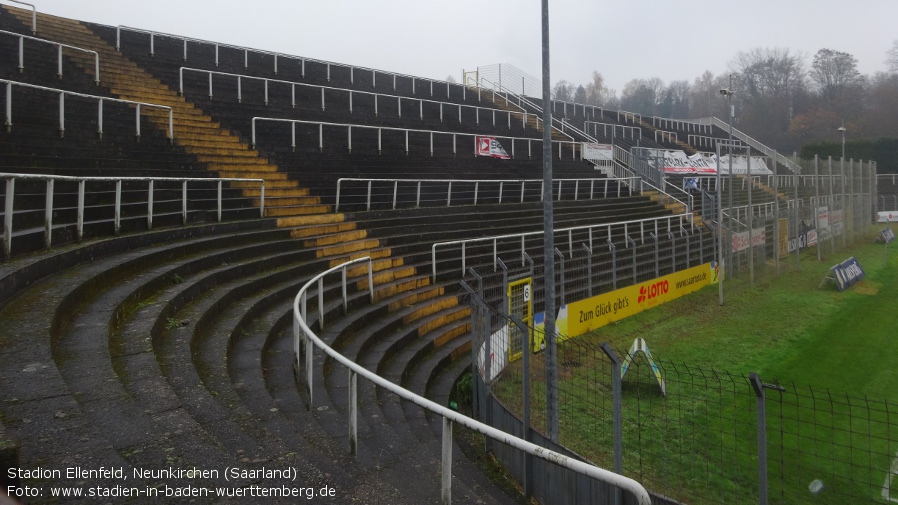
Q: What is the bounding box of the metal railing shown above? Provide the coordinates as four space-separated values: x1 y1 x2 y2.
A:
700 117 802 173
0 29 100 84
179 67 540 130
116 25 464 99
2 173 264 260
584 121 640 141
2 79 173 139
291 256 651 505
250 117 583 159
476 77 576 142
334 176 639 211
0 0 35 33
431 212 695 281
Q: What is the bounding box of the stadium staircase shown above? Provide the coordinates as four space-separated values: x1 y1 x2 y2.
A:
6 7 326 219
1 6 714 504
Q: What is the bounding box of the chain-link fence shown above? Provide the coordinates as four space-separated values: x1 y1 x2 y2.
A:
467 301 898 505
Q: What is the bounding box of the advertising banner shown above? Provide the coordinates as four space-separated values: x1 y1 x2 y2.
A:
881 227 895 244
878 211 898 223
831 257 866 291
731 228 766 253
554 263 717 338
583 143 613 162
778 218 790 258
475 136 510 159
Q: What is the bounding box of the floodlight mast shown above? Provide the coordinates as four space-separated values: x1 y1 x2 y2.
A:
540 0 558 444
717 76 735 305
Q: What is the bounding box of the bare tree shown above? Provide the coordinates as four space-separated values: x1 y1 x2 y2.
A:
809 49 864 107
552 79 574 102
445 74 457 84
729 47 806 150
585 71 611 106
574 85 587 104
887 40 898 73
619 77 665 116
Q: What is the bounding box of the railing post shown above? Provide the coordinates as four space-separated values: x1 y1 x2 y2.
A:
582 243 593 297
317 277 325 330
77 180 85 241
44 179 53 248
750 373 772 505
97 99 103 139
441 417 453 505
600 343 624 505
134 103 140 141
58 91 64 137
3 178 12 260
259 181 265 218
57 44 62 78
6 81 13 131
348 368 358 457
341 265 349 313
114 180 122 235
392 180 398 209
147 179 154 230
217 180 222 222
179 180 188 225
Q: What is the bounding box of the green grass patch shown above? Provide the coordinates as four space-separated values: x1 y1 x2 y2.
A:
493 230 898 504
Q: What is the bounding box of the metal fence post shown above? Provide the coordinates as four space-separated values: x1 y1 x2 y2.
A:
348 368 358 457
441 417 453 505
749 373 768 505
4 178 14 260
600 343 624 505
582 244 593 298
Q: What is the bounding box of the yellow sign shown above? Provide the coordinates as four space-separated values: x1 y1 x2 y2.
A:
778 218 790 258
506 278 532 361
566 263 716 337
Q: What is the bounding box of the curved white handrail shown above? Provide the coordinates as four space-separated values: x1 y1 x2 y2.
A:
291 257 651 505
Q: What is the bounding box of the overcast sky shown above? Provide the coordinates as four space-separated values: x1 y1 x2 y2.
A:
14 0 898 93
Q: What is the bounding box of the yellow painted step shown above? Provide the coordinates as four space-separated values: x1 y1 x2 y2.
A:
316 239 381 258
277 213 345 227
264 204 332 217
302 229 367 247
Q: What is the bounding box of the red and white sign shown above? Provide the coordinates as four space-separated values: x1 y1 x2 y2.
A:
731 228 767 253
583 143 613 161
878 211 898 222
475 136 510 159
817 207 830 228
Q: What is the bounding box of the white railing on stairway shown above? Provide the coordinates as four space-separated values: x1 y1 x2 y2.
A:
699 117 802 174
0 29 100 84
250 117 582 159
179 67 538 130
334 176 639 211
0 0 35 33
116 26 464 100
2 173 264 260
292 256 651 505
2 79 173 139
431 212 695 282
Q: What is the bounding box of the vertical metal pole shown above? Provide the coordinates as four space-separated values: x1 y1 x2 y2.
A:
147 180 154 230
348 369 358 457
540 0 558 443
114 180 121 235
840 152 846 248
441 417 453 505
750 373 768 505
794 164 800 270
814 156 822 261
77 180 85 241
601 343 623 505
747 153 754 286
3 178 12 260
181 180 188 225
58 92 64 137
217 180 222 222
773 151 780 274
44 179 53 248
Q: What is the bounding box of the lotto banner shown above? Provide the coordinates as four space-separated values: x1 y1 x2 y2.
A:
878 211 898 223
562 263 717 338
475 136 510 159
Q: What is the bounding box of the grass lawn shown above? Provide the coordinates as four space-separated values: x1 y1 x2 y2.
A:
492 228 898 504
